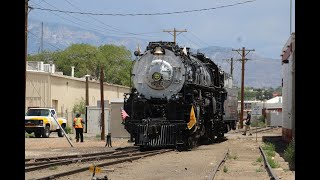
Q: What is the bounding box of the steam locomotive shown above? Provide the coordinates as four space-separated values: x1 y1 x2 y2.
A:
123 41 238 151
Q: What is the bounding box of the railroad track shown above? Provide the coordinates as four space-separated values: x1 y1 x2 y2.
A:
25 146 138 166
25 146 138 163
26 148 173 180
229 126 279 134
206 149 229 180
207 146 280 180
259 146 280 180
25 148 139 172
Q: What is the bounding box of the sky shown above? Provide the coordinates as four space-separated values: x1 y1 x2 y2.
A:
28 0 295 59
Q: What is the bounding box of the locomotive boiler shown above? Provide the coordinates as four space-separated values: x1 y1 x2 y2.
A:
123 41 237 151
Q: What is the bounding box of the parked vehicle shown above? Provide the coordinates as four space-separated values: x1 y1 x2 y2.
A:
25 108 67 138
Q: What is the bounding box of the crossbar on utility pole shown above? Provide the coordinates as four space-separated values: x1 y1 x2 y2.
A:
100 66 105 141
163 28 187 45
232 47 255 128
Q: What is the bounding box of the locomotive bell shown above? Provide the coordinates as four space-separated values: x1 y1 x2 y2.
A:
154 47 163 55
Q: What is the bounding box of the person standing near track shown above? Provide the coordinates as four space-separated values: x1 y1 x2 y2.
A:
73 113 85 142
242 111 252 136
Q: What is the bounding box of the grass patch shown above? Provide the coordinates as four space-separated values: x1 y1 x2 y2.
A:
284 139 295 170
267 156 280 168
25 133 35 138
262 142 280 169
256 156 262 162
232 154 238 160
227 153 238 160
265 150 276 157
223 166 228 173
96 134 101 138
256 168 264 172
49 166 58 170
262 142 275 152
64 126 72 134
251 120 265 127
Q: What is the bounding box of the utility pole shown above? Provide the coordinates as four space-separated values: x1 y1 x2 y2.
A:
232 47 255 128
222 58 234 78
100 66 105 141
85 74 90 133
41 22 43 53
163 28 187 45
25 0 29 98
290 0 292 34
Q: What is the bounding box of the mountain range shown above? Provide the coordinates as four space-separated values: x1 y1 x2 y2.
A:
28 19 281 88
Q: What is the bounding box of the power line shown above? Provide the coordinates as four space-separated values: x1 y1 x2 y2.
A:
188 31 211 47
180 34 202 48
64 0 122 33
64 0 162 37
31 1 162 39
29 0 256 16
28 30 63 51
42 0 125 36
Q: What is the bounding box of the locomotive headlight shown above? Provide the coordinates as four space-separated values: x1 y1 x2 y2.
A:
152 72 162 81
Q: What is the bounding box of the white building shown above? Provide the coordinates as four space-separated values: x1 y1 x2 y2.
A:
281 32 295 142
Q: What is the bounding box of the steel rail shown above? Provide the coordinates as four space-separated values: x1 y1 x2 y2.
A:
25 149 147 172
30 149 173 180
25 146 138 162
207 149 229 180
25 149 138 167
259 146 280 180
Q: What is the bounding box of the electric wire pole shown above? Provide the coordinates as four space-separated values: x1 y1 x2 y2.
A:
163 28 187 45
41 22 43 53
100 65 105 141
25 0 29 98
232 47 255 128
85 74 90 133
222 58 234 78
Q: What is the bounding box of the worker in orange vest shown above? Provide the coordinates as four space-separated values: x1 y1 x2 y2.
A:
73 113 85 142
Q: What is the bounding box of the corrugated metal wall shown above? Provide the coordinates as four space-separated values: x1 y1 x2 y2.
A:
110 102 130 138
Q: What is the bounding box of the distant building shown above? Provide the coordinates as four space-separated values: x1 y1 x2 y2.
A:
26 61 130 129
264 96 282 127
272 92 281 97
281 32 295 142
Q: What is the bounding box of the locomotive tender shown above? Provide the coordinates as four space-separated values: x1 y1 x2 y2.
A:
123 41 237 150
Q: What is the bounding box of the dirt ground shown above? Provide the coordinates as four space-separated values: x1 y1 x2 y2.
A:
25 128 295 180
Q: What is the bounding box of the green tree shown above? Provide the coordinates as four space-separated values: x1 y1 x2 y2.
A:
72 97 85 114
54 44 103 79
98 44 132 86
27 43 133 86
27 50 59 63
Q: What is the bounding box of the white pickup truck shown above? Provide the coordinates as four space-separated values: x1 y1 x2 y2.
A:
25 108 67 138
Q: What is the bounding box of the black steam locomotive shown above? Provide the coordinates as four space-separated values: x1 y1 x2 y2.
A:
123 41 237 151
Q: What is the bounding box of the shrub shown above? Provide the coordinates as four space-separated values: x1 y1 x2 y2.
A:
284 138 295 170
267 156 280 168
64 126 72 134
223 166 228 173
256 156 262 162
265 150 276 157
262 142 275 152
